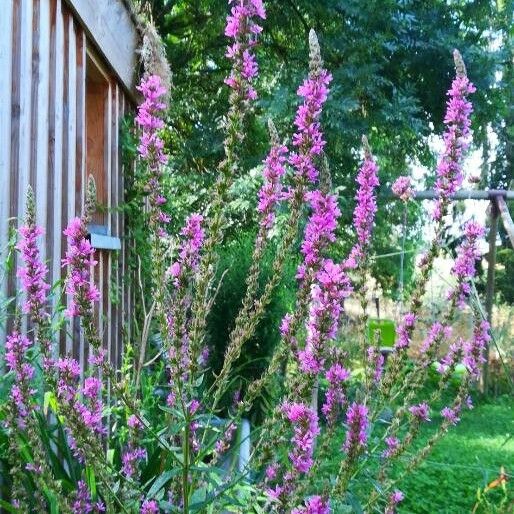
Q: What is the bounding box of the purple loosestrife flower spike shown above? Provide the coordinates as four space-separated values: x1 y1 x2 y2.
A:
5 330 36 429
300 260 352 374
297 192 341 280
391 175 414 202
257 119 288 229
140 500 159 514
462 320 490 379
72 480 105 513
433 50 476 222
136 74 170 237
322 362 350 425
448 220 484 308
224 0 266 102
385 490 405 514
289 30 332 184
441 406 461 426
283 402 320 475
394 312 417 351
344 136 380 269
17 187 50 321
292 496 330 514
343 402 369 453
409 402 430 422
62 213 100 319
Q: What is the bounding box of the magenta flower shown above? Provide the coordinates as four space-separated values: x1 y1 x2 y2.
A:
322 362 350 424
343 402 369 453
136 74 170 237
385 490 405 514
140 499 159 514
72 481 105 513
289 32 332 184
257 125 288 229
299 260 351 374
462 320 490 379
448 220 484 308
367 346 385 384
441 406 461 426
224 0 266 101
383 436 400 458
433 51 476 221
62 217 100 318
391 175 414 202
5 330 35 429
17 223 50 320
283 402 320 474
408 402 430 422
292 495 330 514
419 322 452 367
297 192 341 280
394 312 417 350
345 140 380 269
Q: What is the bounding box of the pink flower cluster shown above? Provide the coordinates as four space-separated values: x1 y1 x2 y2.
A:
17 224 49 319
299 260 351 374
391 175 414 202
383 436 400 458
394 312 417 350
136 74 170 237
343 402 369 453
462 320 490 379
257 138 288 229
72 481 105 513
345 148 380 269
385 490 404 514
122 415 147 478
322 362 350 425
408 402 430 422
140 500 159 514
5 331 35 429
419 322 452 364
448 220 484 308
433 52 475 221
289 67 332 184
292 496 330 514
62 217 100 318
167 213 205 286
283 402 320 474
224 0 266 101
297 192 341 280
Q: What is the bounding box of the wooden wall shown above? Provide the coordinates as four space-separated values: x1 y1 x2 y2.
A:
0 0 136 373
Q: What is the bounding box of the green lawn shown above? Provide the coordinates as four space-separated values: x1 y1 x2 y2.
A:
395 396 514 513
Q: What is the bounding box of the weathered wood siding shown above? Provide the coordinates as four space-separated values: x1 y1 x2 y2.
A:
0 0 137 371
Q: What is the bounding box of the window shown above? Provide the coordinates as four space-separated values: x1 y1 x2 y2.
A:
85 52 109 225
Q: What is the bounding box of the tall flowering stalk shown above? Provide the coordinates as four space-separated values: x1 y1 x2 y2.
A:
381 50 475 398
224 0 266 102
290 30 332 184
16 188 52 368
433 50 476 222
211 30 334 409
188 0 266 372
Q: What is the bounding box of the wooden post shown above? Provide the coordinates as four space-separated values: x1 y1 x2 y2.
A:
497 196 514 249
482 198 499 395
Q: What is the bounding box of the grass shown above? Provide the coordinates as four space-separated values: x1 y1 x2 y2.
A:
394 395 514 513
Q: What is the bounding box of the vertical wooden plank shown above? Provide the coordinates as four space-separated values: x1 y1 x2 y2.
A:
109 83 120 366
49 0 64 361
105 82 112 368
0 0 14 350
59 5 70 357
35 0 51 252
74 27 86 366
63 14 77 355
17 0 33 229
